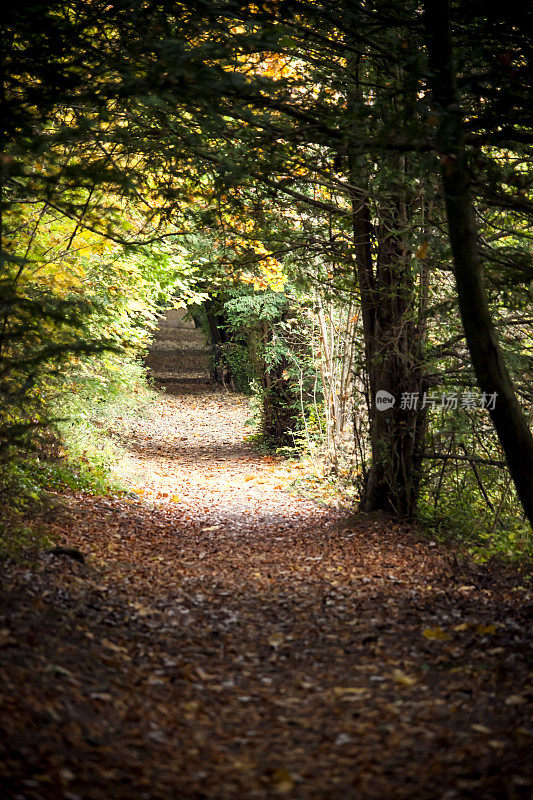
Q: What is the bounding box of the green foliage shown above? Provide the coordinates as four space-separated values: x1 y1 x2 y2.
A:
419 498 533 564
0 214 196 514
0 514 53 561
3 0 532 549
221 289 289 389
0 350 155 556
220 288 320 449
417 401 530 558
0 267 119 457
54 354 154 489
0 351 154 532
219 341 256 393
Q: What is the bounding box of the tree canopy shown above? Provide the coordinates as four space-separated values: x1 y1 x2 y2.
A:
2 0 532 530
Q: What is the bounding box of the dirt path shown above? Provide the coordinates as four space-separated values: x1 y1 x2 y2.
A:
1 383 532 800
112 388 338 530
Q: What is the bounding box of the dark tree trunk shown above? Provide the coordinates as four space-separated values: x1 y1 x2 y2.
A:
204 296 234 386
424 0 533 527
257 315 299 446
204 297 226 347
352 196 427 517
346 59 428 518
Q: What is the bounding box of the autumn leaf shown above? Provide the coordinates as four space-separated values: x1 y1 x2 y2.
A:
477 624 496 635
101 637 128 653
0 629 15 646
505 695 526 705
271 768 296 794
471 724 491 734
422 626 451 641
392 669 416 687
415 240 430 259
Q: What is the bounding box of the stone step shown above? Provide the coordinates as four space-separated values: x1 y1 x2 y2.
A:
150 343 211 354
152 337 210 348
149 370 211 380
146 308 215 386
153 327 209 339
145 354 212 370
146 349 212 360
156 325 198 336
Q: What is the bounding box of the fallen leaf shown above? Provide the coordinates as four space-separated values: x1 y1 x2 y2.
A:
471 724 491 734
477 624 496 635
505 695 526 705
0 629 15 645
271 768 295 794
101 638 128 653
415 240 430 259
392 669 416 687
422 626 451 641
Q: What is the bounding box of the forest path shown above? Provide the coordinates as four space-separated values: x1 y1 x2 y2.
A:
1 380 532 798
110 386 338 532
115 303 338 529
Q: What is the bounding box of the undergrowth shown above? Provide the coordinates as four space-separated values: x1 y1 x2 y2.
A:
418 506 533 565
276 435 533 563
0 356 155 556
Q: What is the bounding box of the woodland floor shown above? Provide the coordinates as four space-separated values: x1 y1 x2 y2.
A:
1 378 533 800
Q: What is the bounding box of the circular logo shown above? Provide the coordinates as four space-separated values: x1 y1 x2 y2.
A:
376 390 396 411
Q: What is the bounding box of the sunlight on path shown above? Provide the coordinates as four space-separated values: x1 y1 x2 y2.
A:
112 389 338 532
108 305 340 532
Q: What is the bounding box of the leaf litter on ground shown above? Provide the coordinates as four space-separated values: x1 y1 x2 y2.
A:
0 378 532 799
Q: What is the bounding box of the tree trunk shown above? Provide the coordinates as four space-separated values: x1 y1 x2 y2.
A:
346 58 428 518
349 187 427 517
424 0 533 527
